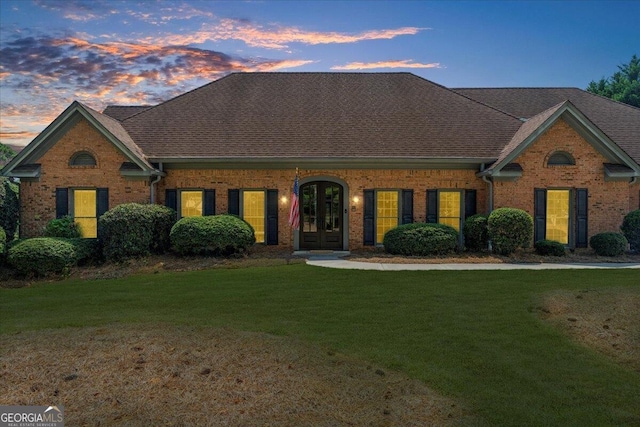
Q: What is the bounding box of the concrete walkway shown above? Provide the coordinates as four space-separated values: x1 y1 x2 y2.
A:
306 258 640 271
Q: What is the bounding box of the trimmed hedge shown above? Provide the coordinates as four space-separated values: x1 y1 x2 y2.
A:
487 208 533 255
464 214 489 251
99 203 176 261
0 178 19 242
0 227 5 261
170 214 256 256
8 237 76 276
534 239 566 257
621 209 640 253
383 223 459 256
44 216 82 239
59 238 103 265
590 232 628 257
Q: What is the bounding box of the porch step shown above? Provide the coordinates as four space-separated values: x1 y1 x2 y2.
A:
292 250 351 260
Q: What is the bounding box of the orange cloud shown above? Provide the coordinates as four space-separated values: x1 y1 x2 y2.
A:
150 20 426 50
331 60 442 70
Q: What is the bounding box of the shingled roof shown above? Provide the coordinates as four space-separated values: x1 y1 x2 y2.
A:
455 87 640 163
113 73 523 161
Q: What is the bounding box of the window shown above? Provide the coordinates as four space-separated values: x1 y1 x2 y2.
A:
69 151 97 166
180 190 203 217
438 191 462 232
243 191 266 243
546 190 570 244
534 188 588 248
547 151 575 166
376 191 399 244
73 189 97 238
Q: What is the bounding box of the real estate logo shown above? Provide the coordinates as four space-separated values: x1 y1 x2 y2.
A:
0 405 64 427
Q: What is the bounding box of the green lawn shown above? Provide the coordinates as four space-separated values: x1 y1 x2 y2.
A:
2 265 639 426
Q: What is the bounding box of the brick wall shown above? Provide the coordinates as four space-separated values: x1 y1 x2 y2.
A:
494 118 632 238
159 168 486 249
19 118 149 237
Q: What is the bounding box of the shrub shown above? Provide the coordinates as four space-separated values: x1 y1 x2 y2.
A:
534 239 566 257
170 214 256 256
620 209 640 253
589 232 628 257
0 178 19 242
99 203 176 261
0 227 5 260
464 214 489 251
59 238 103 265
44 216 82 238
8 237 76 276
487 208 533 255
383 223 459 256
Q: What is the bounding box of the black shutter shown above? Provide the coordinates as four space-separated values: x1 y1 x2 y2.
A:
464 190 477 219
266 189 278 245
363 190 375 245
55 188 68 218
96 188 109 217
426 189 438 223
575 189 588 248
165 189 177 212
203 190 216 216
228 189 240 215
534 189 546 243
401 190 413 224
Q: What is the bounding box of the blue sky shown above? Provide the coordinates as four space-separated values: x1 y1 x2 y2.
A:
1 0 638 147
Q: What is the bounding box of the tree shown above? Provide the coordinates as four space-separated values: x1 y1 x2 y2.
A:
587 54 640 107
0 143 16 163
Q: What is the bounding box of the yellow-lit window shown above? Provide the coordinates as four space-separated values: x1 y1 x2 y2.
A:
243 191 265 243
546 190 570 244
73 189 97 238
181 191 203 217
376 191 398 244
439 191 461 231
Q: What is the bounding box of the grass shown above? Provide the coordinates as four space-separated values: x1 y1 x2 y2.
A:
2 264 639 426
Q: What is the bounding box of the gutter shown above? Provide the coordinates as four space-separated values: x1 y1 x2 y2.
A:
480 164 494 252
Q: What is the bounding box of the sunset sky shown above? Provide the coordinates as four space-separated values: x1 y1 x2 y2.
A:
1 0 638 148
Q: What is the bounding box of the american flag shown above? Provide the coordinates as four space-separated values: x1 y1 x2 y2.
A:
288 172 300 230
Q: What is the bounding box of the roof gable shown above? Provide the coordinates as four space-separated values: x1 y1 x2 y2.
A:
1 101 155 177
481 100 640 177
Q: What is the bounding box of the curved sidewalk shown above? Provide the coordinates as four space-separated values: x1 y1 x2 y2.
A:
306 258 640 271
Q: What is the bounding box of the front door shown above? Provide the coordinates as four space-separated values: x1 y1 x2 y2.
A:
300 181 343 250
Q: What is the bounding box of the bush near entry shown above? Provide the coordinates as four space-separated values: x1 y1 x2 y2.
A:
383 223 459 256
487 208 533 255
170 214 256 256
0 178 19 242
620 209 640 253
99 203 176 261
590 232 628 257
464 214 489 251
534 239 566 257
8 237 76 276
0 227 6 262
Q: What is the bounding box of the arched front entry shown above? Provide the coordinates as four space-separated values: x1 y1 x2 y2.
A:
296 178 348 251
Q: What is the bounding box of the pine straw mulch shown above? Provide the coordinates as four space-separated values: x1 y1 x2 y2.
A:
534 287 640 373
0 325 470 426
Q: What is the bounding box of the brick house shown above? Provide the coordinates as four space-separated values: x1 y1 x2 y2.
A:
2 73 639 251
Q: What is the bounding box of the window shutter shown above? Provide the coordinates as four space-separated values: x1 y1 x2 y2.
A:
575 189 588 248
55 188 68 218
534 189 546 243
96 188 109 217
228 189 240 215
203 190 216 216
363 190 375 246
464 190 477 219
266 189 278 245
165 189 177 212
401 190 413 224
426 190 438 223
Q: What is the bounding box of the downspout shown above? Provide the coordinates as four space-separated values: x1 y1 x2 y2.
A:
480 163 494 252
631 176 638 185
149 162 164 204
